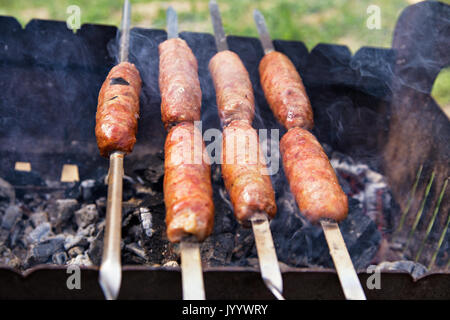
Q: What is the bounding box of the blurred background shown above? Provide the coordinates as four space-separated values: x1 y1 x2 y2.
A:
0 0 448 113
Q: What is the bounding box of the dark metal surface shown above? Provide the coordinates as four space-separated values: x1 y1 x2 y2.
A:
0 265 448 299
0 1 449 299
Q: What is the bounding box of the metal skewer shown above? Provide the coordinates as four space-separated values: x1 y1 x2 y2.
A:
210 0 285 300
253 9 366 300
166 6 206 300
98 0 131 300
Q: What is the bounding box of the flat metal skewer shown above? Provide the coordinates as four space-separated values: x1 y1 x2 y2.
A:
166 6 206 300
253 10 274 54
98 0 131 301
320 219 366 300
210 0 284 300
251 214 284 300
253 9 365 300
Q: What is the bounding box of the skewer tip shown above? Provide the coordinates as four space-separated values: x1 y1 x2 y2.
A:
99 258 122 300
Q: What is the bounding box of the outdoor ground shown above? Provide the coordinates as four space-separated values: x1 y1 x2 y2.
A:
0 0 448 114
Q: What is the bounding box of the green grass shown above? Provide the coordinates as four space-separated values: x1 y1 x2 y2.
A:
0 0 448 110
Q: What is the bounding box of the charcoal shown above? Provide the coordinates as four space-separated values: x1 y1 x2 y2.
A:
0 246 21 269
29 211 48 228
139 207 153 238
68 246 84 258
52 251 68 265
203 232 235 264
162 260 179 268
1 205 22 230
64 233 89 250
64 182 81 199
87 226 104 266
74 204 98 229
5 170 45 187
67 253 92 266
375 260 428 280
26 222 52 244
9 220 24 247
125 242 148 261
0 177 15 204
51 198 79 230
27 236 65 265
134 153 164 189
340 198 382 269
80 179 105 202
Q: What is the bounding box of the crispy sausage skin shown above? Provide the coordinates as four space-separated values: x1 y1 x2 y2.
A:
159 38 202 129
221 120 276 224
164 122 214 242
259 51 313 130
209 50 255 126
280 127 348 222
96 62 142 157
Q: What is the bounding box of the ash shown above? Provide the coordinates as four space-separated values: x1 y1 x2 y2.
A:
0 149 397 272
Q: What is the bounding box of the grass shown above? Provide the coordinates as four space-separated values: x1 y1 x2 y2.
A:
0 0 448 110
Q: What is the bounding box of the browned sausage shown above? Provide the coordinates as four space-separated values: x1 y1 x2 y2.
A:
280 127 348 222
95 62 142 157
208 50 255 126
164 122 214 242
159 38 202 129
259 51 313 130
221 120 276 224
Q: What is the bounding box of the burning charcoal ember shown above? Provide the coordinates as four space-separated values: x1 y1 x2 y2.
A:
26 235 65 266
74 204 98 229
0 177 15 204
139 207 153 238
1 205 22 230
29 211 48 228
52 251 68 265
374 260 428 280
26 222 52 244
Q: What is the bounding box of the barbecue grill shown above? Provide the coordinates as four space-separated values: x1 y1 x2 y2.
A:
0 1 448 299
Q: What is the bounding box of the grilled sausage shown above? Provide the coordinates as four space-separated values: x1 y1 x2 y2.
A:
96 62 142 157
164 122 214 242
209 50 255 126
221 120 276 224
280 127 348 222
259 51 313 130
159 38 202 129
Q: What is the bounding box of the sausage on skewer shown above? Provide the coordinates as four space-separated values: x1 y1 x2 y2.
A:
159 38 202 129
222 120 277 224
164 122 214 242
280 127 348 222
259 51 313 131
209 50 255 126
96 62 142 157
